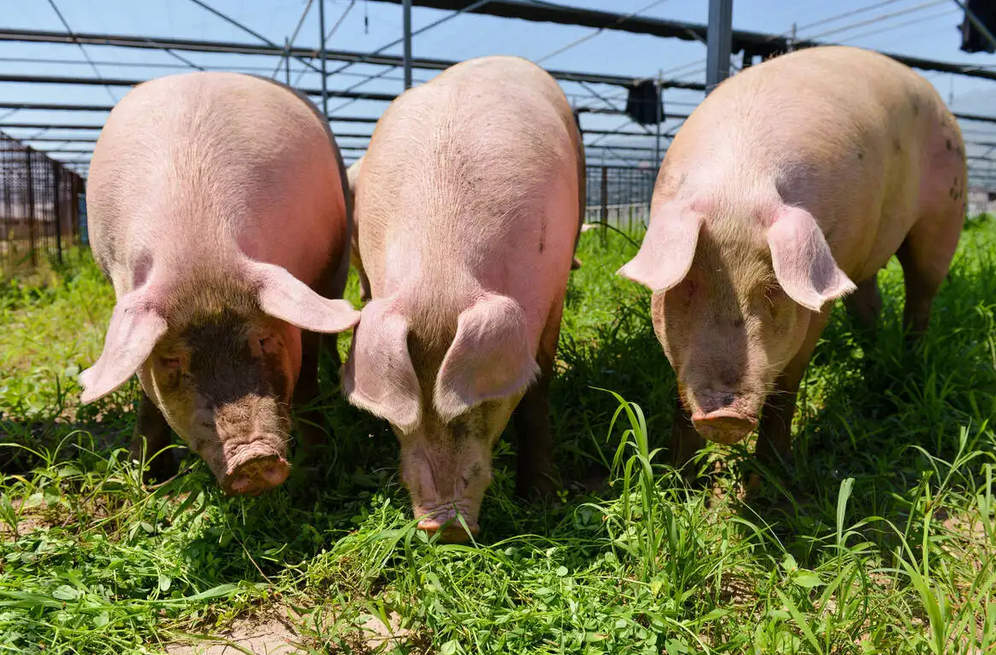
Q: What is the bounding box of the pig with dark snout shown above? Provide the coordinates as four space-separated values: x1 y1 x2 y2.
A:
343 56 586 541
345 157 372 301
80 72 359 495
619 46 966 465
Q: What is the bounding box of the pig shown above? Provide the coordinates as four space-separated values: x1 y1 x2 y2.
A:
342 56 585 541
79 72 360 495
346 157 372 301
619 46 966 466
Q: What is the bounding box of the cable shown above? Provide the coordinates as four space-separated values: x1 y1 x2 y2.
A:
294 0 358 84
271 0 315 78
804 0 947 41
45 0 117 103
836 7 958 43
534 0 673 64
326 0 494 114
786 0 907 35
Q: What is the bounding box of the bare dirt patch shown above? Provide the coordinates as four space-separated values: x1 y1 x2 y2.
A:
166 615 304 655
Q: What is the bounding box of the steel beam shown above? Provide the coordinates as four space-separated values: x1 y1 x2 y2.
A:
403 0 413 89
0 73 395 102
706 0 733 92
0 28 701 90
369 0 996 84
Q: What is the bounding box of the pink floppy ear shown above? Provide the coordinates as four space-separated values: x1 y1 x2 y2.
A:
617 201 703 293
433 294 539 423
246 260 360 333
342 299 422 433
767 205 857 312
79 287 167 404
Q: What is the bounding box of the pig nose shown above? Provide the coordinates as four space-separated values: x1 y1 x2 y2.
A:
417 517 479 543
691 409 758 445
223 455 290 496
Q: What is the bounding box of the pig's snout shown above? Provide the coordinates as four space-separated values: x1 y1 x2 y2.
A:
689 389 758 444
222 447 290 496
415 503 479 543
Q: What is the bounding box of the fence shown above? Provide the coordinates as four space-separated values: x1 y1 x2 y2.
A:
0 133 85 279
584 165 657 233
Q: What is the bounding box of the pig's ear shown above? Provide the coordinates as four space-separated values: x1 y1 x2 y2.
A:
248 261 360 333
434 294 540 423
617 202 703 292
767 206 857 312
342 299 422 433
79 289 167 404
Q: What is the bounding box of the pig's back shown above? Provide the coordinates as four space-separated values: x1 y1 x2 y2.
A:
88 72 347 294
359 56 580 317
666 46 961 277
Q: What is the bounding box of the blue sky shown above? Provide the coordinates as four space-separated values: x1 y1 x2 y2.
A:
3 0 996 181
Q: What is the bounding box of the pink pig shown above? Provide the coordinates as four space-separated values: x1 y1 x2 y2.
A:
80 72 359 494
620 46 966 465
343 56 585 541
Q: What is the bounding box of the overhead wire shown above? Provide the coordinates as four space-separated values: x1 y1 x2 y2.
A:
325 0 495 114
45 0 118 103
271 0 316 78
534 0 674 64
804 0 948 40
292 0 359 84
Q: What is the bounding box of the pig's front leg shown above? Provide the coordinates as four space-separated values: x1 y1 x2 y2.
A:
669 390 705 472
131 390 177 483
294 329 329 450
512 303 563 499
755 310 833 465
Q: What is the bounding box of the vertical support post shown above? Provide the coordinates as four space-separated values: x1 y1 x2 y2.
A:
403 0 413 90
788 22 796 52
318 0 329 117
52 161 63 265
25 149 37 268
706 0 733 93
654 72 662 191
284 37 291 85
600 166 608 245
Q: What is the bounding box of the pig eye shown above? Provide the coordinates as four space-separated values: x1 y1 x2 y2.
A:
257 335 278 354
160 356 181 370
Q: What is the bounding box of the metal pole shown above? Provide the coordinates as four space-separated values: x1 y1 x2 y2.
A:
25 149 37 267
52 161 63 264
318 0 329 117
403 0 413 90
284 37 291 85
600 166 608 245
654 72 662 169
705 0 733 93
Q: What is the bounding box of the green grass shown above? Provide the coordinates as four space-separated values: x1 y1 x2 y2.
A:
0 222 994 654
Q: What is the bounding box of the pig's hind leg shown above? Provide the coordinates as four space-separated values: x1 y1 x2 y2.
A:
512 300 564 499
845 274 883 334
130 391 177 483
895 212 961 337
295 249 351 449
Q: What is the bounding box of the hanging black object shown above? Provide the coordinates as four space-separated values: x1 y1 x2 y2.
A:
625 79 663 126
960 0 996 54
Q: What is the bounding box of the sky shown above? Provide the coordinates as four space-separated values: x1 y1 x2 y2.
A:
2 0 996 183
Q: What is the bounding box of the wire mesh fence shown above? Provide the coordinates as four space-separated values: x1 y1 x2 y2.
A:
0 133 85 279
584 164 657 233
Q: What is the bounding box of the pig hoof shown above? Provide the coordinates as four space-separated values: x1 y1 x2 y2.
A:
224 455 290 496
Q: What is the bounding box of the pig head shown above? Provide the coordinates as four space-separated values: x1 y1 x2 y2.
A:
80 259 358 494
619 200 855 443
343 293 538 541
